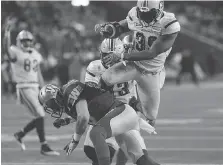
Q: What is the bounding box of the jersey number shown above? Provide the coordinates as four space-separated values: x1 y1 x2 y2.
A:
135 32 157 51
68 88 81 107
113 82 130 96
24 59 38 72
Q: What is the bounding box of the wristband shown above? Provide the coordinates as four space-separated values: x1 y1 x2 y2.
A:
72 133 81 142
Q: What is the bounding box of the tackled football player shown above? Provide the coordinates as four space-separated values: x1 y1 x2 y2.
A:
83 38 157 165
39 79 160 165
95 0 180 126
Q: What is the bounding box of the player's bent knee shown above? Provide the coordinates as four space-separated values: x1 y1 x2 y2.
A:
90 126 108 142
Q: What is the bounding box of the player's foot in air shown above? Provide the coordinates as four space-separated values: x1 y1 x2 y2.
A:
41 143 60 156
14 130 26 151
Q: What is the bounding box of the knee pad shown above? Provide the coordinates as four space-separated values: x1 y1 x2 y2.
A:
84 145 99 164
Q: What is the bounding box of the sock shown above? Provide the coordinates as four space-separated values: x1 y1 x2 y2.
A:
90 126 110 165
136 149 160 165
35 117 46 143
108 145 116 163
116 148 128 165
23 118 38 136
84 145 99 165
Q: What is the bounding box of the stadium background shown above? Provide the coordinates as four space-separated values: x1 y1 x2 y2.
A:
1 1 223 165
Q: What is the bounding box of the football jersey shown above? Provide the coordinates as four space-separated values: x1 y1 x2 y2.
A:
61 79 123 122
10 45 42 87
126 7 181 73
85 60 137 103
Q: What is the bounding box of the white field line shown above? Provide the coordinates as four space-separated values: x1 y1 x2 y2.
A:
2 134 223 142
1 163 223 165
2 147 223 152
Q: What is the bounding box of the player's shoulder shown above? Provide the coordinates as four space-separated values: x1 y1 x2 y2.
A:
127 6 138 22
10 45 21 54
61 79 85 95
87 60 105 75
161 11 181 35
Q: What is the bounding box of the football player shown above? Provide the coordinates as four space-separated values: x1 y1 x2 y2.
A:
95 0 179 126
38 79 160 165
83 38 157 165
4 26 59 156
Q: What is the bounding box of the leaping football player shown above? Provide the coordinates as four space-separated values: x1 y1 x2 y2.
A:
38 79 160 165
95 0 180 126
4 25 59 156
83 38 157 165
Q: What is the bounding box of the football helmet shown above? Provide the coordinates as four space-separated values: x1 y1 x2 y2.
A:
122 35 134 53
39 84 64 118
137 0 164 25
100 38 124 68
16 30 34 52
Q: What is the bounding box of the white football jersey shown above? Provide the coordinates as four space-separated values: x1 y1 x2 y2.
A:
126 7 181 73
85 60 137 103
10 45 42 86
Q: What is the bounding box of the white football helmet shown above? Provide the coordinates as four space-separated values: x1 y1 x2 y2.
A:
16 30 34 52
137 0 164 25
100 38 124 68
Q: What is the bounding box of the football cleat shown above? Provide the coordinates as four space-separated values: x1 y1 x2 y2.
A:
40 143 60 156
14 130 26 151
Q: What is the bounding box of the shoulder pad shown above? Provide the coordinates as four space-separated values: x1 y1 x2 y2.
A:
126 7 138 23
62 80 84 96
161 12 180 35
86 60 104 77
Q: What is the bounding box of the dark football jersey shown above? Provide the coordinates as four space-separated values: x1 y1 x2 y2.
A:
61 79 123 121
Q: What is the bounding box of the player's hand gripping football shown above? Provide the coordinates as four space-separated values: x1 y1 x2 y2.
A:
64 135 79 155
103 52 123 67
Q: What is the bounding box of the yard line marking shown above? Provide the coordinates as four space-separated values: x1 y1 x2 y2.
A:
2 147 223 152
156 119 202 125
2 134 223 142
1 163 223 165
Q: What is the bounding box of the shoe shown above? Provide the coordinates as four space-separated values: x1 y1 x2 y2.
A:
41 143 60 156
14 130 26 151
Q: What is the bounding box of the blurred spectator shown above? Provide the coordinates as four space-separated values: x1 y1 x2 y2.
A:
176 49 199 85
57 29 78 85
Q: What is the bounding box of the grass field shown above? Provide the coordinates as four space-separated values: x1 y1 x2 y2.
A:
1 81 223 165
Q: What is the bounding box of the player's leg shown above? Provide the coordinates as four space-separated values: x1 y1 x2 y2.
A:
14 87 59 155
116 130 160 165
84 126 117 165
101 61 138 87
136 72 161 126
90 104 139 165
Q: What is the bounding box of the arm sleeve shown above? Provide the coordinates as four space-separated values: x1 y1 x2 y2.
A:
84 62 101 84
162 13 181 35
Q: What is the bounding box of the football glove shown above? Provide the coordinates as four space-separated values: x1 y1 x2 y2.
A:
53 118 71 129
129 96 143 113
64 135 80 155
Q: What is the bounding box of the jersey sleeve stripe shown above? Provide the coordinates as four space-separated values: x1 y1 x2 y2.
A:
86 70 96 77
165 20 178 29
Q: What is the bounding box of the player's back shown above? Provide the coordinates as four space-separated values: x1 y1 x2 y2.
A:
85 60 137 103
61 80 122 122
127 7 180 73
10 45 42 87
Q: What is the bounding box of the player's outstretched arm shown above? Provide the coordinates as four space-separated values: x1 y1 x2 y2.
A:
95 19 130 39
64 99 90 155
75 99 90 138
124 32 179 61
3 25 17 62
